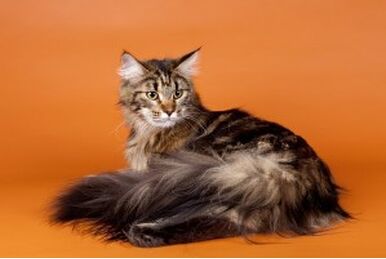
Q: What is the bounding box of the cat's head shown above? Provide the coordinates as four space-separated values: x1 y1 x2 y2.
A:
118 49 202 128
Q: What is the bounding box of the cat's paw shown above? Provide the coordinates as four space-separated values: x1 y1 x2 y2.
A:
125 223 167 247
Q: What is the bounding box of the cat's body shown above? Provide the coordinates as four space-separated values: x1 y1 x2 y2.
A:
52 49 349 247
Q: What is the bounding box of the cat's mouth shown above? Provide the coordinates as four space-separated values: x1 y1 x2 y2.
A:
141 110 181 128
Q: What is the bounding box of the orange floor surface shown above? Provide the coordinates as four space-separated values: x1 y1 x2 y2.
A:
1 0 386 257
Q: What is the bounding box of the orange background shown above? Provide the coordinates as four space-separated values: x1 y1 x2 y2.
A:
1 0 386 257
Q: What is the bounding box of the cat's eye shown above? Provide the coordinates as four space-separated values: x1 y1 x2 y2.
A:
173 90 183 99
146 91 159 100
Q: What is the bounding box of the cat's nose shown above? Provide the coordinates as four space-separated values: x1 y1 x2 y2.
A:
164 110 174 116
161 102 176 116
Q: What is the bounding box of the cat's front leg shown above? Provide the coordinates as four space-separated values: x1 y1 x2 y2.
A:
125 217 240 247
124 222 167 247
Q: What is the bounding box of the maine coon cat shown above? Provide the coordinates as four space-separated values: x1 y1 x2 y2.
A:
51 49 350 247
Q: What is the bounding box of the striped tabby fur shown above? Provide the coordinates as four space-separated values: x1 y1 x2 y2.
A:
51 49 350 247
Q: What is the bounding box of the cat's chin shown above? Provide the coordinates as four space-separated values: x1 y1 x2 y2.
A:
147 119 177 128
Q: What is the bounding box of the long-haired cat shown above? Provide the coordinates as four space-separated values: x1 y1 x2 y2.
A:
51 49 350 247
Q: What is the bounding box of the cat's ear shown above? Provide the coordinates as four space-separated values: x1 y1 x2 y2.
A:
119 50 147 81
175 48 200 77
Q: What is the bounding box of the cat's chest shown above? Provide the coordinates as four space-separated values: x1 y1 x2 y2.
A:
125 130 190 171
125 134 152 171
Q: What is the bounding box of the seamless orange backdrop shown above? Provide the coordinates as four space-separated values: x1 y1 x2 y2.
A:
1 0 386 257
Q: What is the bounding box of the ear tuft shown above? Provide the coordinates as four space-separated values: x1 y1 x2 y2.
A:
175 48 200 77
119 51 146 81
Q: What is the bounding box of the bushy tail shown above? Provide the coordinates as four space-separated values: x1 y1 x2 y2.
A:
51 172 141 240
50 151 223 241
51 151 350 245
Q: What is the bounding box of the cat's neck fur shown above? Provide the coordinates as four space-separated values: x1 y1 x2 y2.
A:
124 107 208 171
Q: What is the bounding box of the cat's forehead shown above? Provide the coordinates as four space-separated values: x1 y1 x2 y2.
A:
143 59 179 86
144 59 176 74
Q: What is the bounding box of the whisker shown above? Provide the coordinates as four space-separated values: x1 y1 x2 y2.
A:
111 120 127 136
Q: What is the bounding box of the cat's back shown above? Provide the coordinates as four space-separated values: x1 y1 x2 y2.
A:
189 108 317 160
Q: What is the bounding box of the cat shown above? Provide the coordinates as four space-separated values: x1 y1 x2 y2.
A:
51 48 350 247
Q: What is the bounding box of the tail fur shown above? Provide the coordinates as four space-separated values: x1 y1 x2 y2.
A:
51 151 349 245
